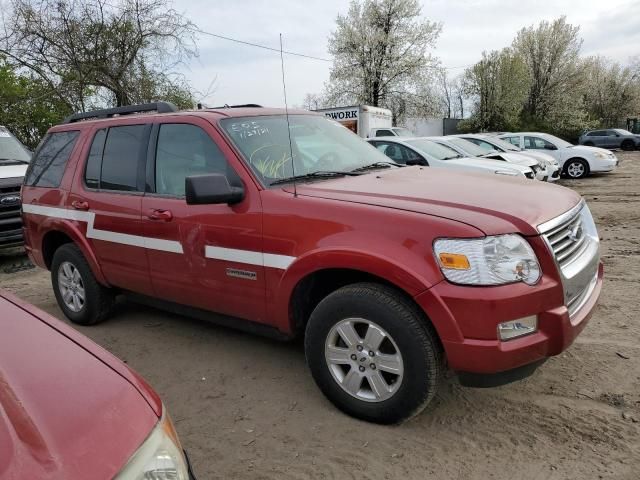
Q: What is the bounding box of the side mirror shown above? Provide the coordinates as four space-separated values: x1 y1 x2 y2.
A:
185 174 244 205
544 144 557 151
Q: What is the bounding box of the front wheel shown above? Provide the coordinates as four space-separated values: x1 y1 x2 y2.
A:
305 283 442 424
564 158 589 179
621 139 635 151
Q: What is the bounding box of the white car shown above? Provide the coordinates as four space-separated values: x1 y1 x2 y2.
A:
425 136 547 181
498 132 618 179
454 133 560 182
367 137 535 179
0 126 31 250
369 127 415 138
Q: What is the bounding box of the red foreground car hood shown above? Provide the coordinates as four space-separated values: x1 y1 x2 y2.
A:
0 292 159 480
287 166 581 236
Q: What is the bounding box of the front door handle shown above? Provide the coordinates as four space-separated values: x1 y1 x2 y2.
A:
71 200 89 211
147 209 173 221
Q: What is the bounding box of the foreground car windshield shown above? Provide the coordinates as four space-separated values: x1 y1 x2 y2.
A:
406 139 462 160
221 115 390 185
0 127 31 163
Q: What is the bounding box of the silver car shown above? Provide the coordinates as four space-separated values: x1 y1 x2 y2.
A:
578 129 640 151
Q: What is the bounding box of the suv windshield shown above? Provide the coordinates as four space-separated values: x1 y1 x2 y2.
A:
447 137 494 156
0 127 31 163
406 139 462 160
614 129 633 135
221 115 391 185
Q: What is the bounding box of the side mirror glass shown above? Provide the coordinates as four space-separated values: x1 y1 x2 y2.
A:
185 173 244 205
544 144 557 151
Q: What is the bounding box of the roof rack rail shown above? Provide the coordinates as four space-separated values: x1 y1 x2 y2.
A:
199 103 263 110
63 102 178 124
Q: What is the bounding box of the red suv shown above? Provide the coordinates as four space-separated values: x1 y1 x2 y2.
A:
22 103 602 424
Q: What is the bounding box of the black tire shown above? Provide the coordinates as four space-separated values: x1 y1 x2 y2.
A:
563 158 589 179
305 282 442 424
51 243 114 325
621 139 635 151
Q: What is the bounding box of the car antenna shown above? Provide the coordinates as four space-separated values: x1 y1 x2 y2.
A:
280 33 297 197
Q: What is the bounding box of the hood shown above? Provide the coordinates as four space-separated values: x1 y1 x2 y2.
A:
0 292 158 480
0 164 28 180
568 145 613 156
447 156 530 174
484 152 538 167
286 166 581 236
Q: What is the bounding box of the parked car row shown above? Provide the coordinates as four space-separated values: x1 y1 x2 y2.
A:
18 103 603 429
497 132 619 179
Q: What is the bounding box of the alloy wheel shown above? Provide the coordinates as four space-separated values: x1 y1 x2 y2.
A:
324 318 404 402
567 161 585 178
58 261 86 313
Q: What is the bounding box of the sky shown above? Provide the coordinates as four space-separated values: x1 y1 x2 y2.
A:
178 0 640 108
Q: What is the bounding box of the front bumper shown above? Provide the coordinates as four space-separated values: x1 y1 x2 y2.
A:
591 156 618 172
414 262 603 375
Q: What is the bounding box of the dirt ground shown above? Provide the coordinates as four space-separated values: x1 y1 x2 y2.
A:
2 152 639 480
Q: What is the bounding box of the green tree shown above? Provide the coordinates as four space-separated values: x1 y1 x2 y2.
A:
461 48 528 132
324 0 441 122
0 57 72 148
583 56 640 127
513 16 590 137
1 0 196 110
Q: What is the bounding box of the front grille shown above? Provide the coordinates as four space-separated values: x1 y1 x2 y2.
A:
539 201 600 318
0 182 23 246
543 211 588 270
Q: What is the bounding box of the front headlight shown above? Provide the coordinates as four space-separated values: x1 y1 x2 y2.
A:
115 406 189 480
593 152 608 159
434 234 541 286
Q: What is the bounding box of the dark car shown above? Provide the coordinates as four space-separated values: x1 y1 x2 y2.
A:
579 129 639 150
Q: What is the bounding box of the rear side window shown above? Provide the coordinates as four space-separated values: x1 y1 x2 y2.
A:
24 131 79 188
101 125 146 191
84 125 147 192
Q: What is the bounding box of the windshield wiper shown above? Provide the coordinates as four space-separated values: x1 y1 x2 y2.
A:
270 170 361 186
350 161 405 173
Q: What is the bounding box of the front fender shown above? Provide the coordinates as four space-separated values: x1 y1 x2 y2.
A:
268 246 443 333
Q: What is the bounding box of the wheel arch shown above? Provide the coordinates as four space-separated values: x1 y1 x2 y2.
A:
564 156 590 176
40 222 109 286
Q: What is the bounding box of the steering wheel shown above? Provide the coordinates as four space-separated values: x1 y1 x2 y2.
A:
315 151 340 171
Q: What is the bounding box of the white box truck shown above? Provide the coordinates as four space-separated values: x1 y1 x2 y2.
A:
315 105 395 138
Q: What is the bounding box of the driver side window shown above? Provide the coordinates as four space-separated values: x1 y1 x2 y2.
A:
154 124 232 197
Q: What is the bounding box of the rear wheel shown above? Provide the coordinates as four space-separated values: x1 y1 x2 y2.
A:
621 139 635 151
51 244 114 325
564 158 589 179
305 283 442 424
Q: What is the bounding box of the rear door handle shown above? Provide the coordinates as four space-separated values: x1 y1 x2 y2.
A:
71 200 89 211
147 209 173 221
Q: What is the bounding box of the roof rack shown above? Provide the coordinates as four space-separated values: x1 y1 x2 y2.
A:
198 103 263 110
63 102 178 124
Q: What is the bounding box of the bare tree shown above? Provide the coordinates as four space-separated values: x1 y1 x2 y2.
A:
1 0 197 109
324 0 441 122
438 70 464 118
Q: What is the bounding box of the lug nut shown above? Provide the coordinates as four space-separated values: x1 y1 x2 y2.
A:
350 354 357 360
369 350 375 357
356 345 363 352
370 364 376 370
359 366 365 372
